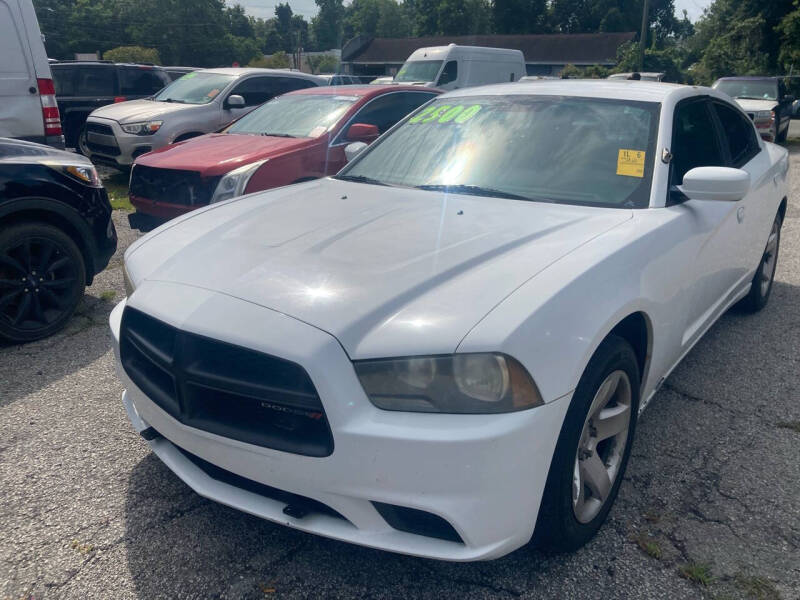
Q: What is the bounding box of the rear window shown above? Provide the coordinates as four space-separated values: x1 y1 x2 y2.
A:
119 68 169 96
52 67 76 96
75 66 116 96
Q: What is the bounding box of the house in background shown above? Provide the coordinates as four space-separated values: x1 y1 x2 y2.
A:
341 32 636 79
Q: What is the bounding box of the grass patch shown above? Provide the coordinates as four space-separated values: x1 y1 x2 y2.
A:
679 562 713 586
71 539 94 555
99 290 116 301
735 575 781 600
633 533 663 559
102 171 133 212
778 420 800 434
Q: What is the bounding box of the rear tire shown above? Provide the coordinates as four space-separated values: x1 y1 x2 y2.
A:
738 212 781 313
534 335 640 552
0 223 86 343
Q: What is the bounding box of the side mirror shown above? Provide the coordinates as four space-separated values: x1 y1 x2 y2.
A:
678 167 750 202
226 94 245 108
344 141 367 162
346 122 380 144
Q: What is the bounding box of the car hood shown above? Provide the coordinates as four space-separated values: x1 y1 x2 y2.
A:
732 98 778 112
89 99 206 123
135 133 318 176
126 179 632 358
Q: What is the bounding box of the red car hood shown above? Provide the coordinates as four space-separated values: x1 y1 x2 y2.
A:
135 133 320 176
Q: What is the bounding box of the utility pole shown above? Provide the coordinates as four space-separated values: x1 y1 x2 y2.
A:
639 0 649 72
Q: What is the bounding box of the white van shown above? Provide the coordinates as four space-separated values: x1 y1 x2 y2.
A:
0 0 64 147
393 44 525 91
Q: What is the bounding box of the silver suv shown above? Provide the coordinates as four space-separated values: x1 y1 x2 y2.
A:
81 68 325 168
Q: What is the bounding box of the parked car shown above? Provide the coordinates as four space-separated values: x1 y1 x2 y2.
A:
318 74 361 85
128 85 439 219
51 61 171 148
393 45 525 90
712 76 794 142
81 68 326 169
0 0 64 148
0 138 117 343
163 66 199 81
370 76 395 85
607 72 665 81
111 81 787 559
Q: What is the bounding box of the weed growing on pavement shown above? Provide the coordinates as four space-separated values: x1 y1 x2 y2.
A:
735 574 781 600
633 533 663 559
100 290 116 301
777 420 800 433
70 539 94 555
679 562 713 586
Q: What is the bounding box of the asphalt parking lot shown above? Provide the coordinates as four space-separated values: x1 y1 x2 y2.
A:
2 143 800 600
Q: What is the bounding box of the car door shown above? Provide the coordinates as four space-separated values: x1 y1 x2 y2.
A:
669 97 749 346
710 99 774 276
327 91 438 174
0 0 42 139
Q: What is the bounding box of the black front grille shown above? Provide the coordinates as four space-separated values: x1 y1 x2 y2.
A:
130 164 220 207
85 122 115 136
373 502 464 543
120 307 334 457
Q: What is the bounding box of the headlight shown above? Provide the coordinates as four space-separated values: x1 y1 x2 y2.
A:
209 160 267 204
354 353 543 413
123 264 135 297
121 120 163 135
46 163 101 187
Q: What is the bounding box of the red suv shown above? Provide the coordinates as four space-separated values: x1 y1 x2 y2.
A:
129 85 440 219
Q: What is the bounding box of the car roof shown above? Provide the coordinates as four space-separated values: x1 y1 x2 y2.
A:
286 84 441 98
445 80 705 103
198 67 323 80
50 61 164 68
715 76 779 82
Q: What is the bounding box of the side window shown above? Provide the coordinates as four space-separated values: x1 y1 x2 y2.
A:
229 77 278 106
52 67 76 96
438 61 458 86
119 68 168 96
345 92 437 141
276 76 318 93
670 100 725 186
75 67 116 97
713 102 759 168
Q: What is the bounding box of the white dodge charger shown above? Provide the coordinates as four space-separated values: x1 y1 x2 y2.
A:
111 81 788 560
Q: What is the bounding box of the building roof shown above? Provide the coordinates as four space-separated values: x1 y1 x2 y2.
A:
342 32 636 65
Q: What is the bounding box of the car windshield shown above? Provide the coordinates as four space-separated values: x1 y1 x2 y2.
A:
153 72 235 104
395 60 443 83
339 95 659 208
714 80 778 101
227 94 359 137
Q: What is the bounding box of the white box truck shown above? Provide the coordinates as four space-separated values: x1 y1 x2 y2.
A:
0 0 64 147
392 44 525 91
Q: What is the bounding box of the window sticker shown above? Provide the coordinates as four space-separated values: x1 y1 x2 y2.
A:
409 104 482 125
207 88 220 99
182 72 197 79
616 149 646 178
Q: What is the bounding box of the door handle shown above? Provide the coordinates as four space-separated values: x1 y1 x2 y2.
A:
737 206 745 223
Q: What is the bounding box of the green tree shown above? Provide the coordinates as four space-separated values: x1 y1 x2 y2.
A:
437 0 491 34
249 51 291 68
776 2 800 72
312 0 345 50
493 0 548 34
103 46 161 64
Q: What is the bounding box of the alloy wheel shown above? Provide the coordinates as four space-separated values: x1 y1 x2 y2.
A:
0 236 79 334
760 219 779 297
572 369 633 524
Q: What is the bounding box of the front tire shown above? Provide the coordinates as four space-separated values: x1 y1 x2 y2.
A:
0 223 86 343
738 212 781 313
534 335 640 552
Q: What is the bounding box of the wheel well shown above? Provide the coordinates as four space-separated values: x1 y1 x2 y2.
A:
174 132 204 143
779 197 788 223
0 209 93 284
607 312 650 383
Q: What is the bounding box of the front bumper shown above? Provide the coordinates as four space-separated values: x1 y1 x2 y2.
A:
109 285 570 560
130 194 198 219
84 117 163 167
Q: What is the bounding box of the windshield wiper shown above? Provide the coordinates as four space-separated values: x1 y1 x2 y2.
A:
160 98 186 103
734 96 774 101
415 184 532 201
334 174 390 186
260 132 297 138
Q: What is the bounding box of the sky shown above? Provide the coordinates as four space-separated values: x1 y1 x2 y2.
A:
232 0 713 24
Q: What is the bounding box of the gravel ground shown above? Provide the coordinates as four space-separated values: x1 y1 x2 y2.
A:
2 149 800 600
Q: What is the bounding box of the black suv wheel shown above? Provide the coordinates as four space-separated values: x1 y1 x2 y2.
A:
0 223 86 343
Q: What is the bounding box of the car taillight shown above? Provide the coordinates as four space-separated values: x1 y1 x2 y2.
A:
37 78 62 136
114 96 127 103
